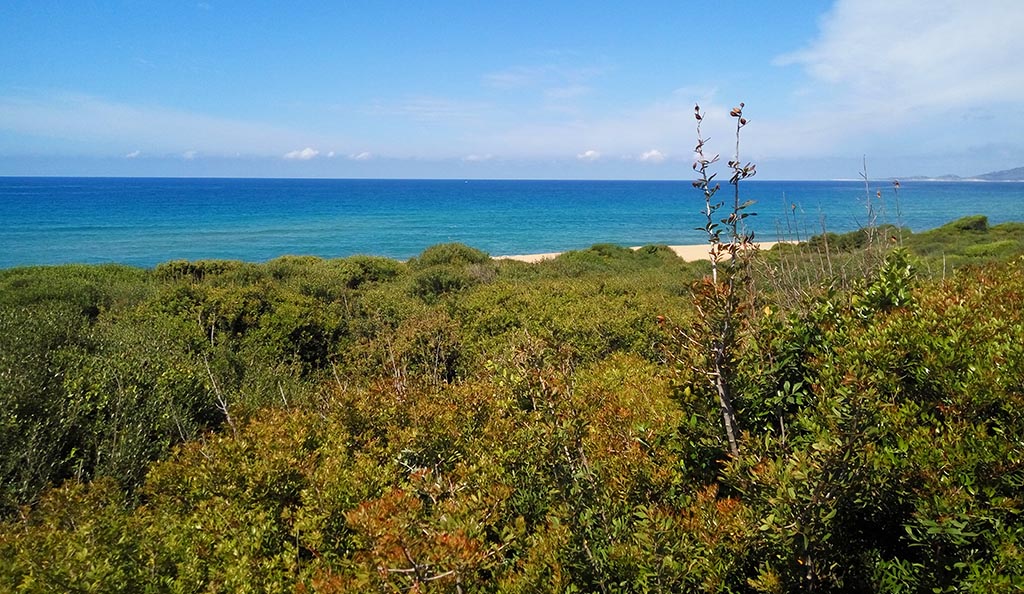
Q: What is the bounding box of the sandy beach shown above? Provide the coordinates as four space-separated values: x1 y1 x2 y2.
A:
495 242 785 264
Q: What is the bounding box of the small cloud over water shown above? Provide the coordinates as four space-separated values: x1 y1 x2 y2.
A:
283 147 319 160
577 149 601 161
639 149 666 163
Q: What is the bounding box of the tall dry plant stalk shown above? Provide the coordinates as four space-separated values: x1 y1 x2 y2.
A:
688 102 758 458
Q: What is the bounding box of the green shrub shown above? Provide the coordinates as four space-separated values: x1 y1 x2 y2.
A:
409 243 491 269
0 302 92 514
963 239 1019 258
0 264 151 317
153 259 250 283
411 265 476 302
3 226 1024 592
946 214 989 233
342 255 404 287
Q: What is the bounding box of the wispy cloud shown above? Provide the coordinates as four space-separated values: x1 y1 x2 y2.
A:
483 66 548 90
487 97 698 160
283 147 319 160
0 93 326 157
762 0 1024 162
365 97 491 124
777 0 1024 107
483 63 603 115
577 149 601 161
348 151 373 161
124 150 141 159
484 64 604 90
182 150 197 160
672 86 719 103
638 149 666 163
544 85 591 100
462 153 494 162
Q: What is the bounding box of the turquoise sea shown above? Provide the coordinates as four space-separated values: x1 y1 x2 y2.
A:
2 177 1023 269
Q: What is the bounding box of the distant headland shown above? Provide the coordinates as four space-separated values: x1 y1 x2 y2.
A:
897 165 1024 182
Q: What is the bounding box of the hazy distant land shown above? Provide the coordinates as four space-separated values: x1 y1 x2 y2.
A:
897 165 1024 182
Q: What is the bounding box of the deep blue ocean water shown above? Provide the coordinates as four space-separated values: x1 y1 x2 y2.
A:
2 177 1023 268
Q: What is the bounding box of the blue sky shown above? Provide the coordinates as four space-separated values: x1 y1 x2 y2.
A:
1 0 1022 179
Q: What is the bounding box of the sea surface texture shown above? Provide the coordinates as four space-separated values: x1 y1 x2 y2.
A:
2 177 1023 268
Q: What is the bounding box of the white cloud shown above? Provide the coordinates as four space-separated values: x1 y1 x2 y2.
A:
283 147 319 160
759 0 1024 160
778 0 1024 107
463 154 494 162
639 149 666 163
577 149 601 161
182 150 197 160
124 150 141 159
349 151 373 161
326 150 336 158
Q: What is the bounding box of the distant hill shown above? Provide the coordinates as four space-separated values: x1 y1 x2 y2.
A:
974 166 1024 181
898 174 966 181
894 166 1024 182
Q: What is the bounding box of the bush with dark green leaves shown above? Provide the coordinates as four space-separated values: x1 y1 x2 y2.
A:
2 226 1024 592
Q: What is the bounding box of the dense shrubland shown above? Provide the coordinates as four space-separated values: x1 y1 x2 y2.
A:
1 217 1023 592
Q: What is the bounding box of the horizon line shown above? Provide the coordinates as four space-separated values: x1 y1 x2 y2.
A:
5 174 1020 183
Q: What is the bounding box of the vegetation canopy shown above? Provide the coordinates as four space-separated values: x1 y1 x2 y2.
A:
1 186 1023 591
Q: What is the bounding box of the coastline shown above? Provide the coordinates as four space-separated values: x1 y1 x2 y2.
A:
6 178 1024 269
495 241 786 264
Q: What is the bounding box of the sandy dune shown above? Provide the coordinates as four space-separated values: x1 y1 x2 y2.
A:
495 242 785 264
